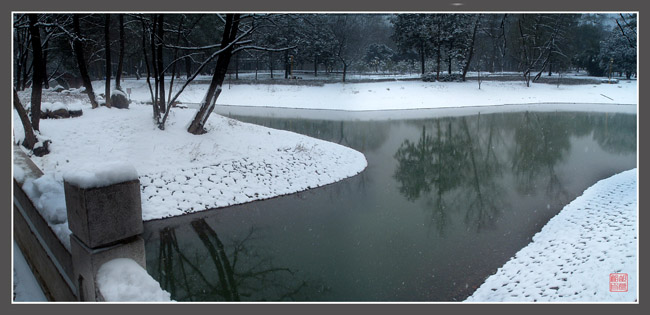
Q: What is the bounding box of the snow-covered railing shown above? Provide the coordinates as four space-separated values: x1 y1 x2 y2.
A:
96 258 172 302
14 147 169 301
14 146 76 301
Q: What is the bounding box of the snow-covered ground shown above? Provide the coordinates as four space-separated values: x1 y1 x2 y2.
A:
92 77 637 111
466 169 638 302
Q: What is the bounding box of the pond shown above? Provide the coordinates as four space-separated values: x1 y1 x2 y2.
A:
143 107 636 302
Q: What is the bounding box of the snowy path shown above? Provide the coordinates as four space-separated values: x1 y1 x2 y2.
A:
466 169 637 302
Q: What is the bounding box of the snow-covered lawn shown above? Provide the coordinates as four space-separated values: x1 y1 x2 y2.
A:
466 169 637 302
92 77 637 111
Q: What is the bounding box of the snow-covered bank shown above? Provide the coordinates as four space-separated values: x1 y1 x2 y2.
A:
15 103 367 224
465 169 637 302
94 78 637 111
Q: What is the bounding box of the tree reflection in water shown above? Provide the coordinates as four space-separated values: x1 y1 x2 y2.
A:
511 112 571 200
155 219 321 301
393 119 468 235
459 115 505 232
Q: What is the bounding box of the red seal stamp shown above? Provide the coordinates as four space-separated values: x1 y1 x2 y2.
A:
609 273 628 292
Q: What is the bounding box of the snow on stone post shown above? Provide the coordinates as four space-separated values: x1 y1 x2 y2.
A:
63 162 145 301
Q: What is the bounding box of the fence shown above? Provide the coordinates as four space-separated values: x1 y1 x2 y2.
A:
13 146 161 302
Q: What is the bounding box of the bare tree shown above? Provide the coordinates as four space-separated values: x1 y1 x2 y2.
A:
13 89 38 150
72 14 99 108
104 14 112 107
28 14 45 131
115 14 125 90
184 14 293 134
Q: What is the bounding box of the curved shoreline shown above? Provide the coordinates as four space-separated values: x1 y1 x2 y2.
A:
465 169 638 302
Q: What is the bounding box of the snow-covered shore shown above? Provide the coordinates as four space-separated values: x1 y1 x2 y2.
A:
91 77 637 111
465 169 638 302
15 103 367 223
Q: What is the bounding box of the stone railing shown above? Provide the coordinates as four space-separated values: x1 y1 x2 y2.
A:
13 146 170 302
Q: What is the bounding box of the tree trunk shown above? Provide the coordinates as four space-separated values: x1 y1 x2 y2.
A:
235 52 239 80
184 37 192 78
269 51 274 79
104 14 112 107
284 50 289 79
150 15 160 121
13 89 37 150
342 61 347 83
28 14 44 131
436 44 441 80
115 14 125 90
141 16 157 120
314 55 318 77
187 14 240 135
461 16 480 82
72 15 98 108
156 14 166 114
420 41 425 75
42 40 49 89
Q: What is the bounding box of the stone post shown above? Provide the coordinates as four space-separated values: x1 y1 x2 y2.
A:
64 176 144 301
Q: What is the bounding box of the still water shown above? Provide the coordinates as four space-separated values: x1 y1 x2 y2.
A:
143 109 636 301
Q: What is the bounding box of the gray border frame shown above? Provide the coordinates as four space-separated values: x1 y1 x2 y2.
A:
4 0 645 314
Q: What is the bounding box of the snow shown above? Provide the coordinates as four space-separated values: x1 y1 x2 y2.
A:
96 258 173 302
27 104 367 221
111 89 127 98
63 162 138 189
95 77 637 111
13 241 48 302
13 164 26 183
21 173 71 250
465 169 637 302
41 101 67 112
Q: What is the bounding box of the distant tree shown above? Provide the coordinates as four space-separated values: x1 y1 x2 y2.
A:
364 43 394 72
460 15 481 81
570 17 607 76
515 14 568 86
72 14 99 108
391 14 432 75
324 14 364 82
614 13 636 49
599 23 637 79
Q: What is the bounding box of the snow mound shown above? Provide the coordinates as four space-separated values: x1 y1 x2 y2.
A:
63 162 138 189
41 102 68 112
22 173 71 250
466 169 637 302
96 258 173 302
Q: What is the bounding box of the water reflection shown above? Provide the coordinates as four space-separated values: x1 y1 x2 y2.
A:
593 114 637 154
511 112 571 199
145 110 636 301
394 115 506 233
152 219 320 301
222 116 390 154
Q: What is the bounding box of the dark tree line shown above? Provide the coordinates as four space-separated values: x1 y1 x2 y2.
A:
13 13 636 146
